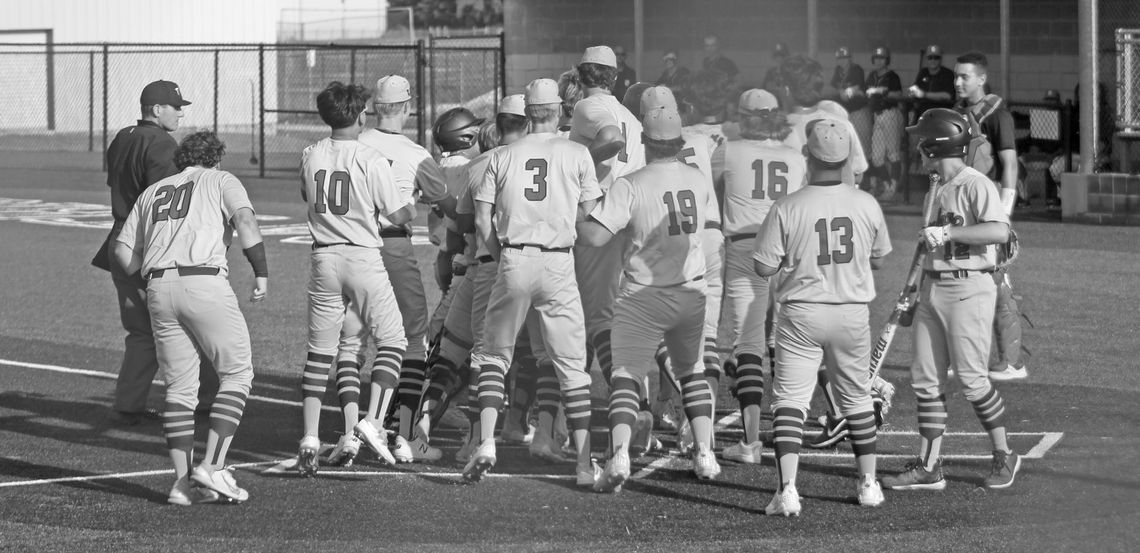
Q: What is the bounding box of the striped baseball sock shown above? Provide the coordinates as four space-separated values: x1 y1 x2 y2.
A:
970 386 1007 431
301 351 333 438
680 374 714 448
334 355 362 435
205 387 249 468
163 402 196 479
462 364 480 428
702 335 721 403
562 385 593 468
608 376 640 451
509 350 539 416
592 330 613 385
735 353 765 444
365 346 403 425
772 407 805 490
534 360 560 420
477 363 507 441
846 409 878 476
397 359 427 438
916 392 948 471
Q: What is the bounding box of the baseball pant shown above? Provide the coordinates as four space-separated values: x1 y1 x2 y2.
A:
308 246 406 355
611 280 707 383
575 233 628 342
770 302 873 417
436 270 475 368
721 238 770 360
871 108 904 167
146 272 253 410
991 268 1024 370
470 247 589 391
911 273 997 402
700 229 725 375
379 236 428 363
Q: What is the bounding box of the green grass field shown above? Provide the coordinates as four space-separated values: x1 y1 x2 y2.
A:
1 151 1137 552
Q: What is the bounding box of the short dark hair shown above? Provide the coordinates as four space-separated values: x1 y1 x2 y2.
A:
476 120 500 152
740 111 792 141
496 113 528 136
577 62 618 90
780 55 824 107
807 153 847 172
643 135 684 161
956 51 989 73
316 81 370 129
175 131 226 170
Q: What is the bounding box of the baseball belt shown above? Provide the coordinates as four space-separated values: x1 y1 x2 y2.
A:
146 266 220 280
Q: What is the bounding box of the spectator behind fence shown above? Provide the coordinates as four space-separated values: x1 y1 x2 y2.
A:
909 44 956 121
832 47 872 172
657 50 691 99
702 35 739 82
865 46 904 201
612 45 637 102
762 42 790 94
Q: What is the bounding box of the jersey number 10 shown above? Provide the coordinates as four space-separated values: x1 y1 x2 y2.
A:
313 169 351 215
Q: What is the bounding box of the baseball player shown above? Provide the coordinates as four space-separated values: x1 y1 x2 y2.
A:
463 78 601 486
753 120 892 516
579 107 720 493
431 107 484 296
881 108 1021 491
781 55 869 185
865 46 905 200
569 45 647 385
113 130 266 505
557 69 583 134
334 75 451 465
297 81 414 476
715 89 806 464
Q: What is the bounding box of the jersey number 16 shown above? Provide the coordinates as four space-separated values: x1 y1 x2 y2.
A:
751 160 789 200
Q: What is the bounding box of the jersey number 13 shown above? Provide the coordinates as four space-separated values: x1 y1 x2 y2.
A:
814 217 854 265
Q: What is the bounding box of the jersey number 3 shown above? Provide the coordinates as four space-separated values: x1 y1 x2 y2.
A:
663 190 697 236
751 160 789 200
151 181 195 224
524 159 548 201
313 169 351 215
814 217 854 265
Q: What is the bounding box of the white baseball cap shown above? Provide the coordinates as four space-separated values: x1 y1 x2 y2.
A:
643 107 682 141
806 119 851 163
581 45 617 68
738 89 779 115
375 75 411 103
499 94 526 116
525 78 562 106
640 86 678 114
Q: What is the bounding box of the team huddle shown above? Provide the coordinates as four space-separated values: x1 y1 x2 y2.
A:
111 44 1023 514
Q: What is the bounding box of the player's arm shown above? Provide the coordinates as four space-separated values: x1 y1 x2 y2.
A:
754 260 780 277
578 178 629 246
416 157 457 218
588 125 626 164
112 206 143 276
998 148 1018 212
232 207 269 302
386 203 417 226
474 199 500 261
752 207 785 277
936 221 1009 246
576 149 603 222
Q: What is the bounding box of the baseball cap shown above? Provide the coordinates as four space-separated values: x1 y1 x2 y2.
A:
872 46 891 59
375 75 411 103
835 47 851 59
806 119 850 163
581 45 617 68
140 80 191 107
499 94 526 116
642 108 682 141
525 78 561 106
640 86 678 114
738 88 779 115
925 44 943 57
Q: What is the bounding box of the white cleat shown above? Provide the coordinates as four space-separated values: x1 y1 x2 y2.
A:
354 420 396 465
721 440 764 464
501 418 535 445
461 439 496 483
529 428 565 463
675 417 694 456
190 465 249 503
593 451 630 493
393 433 443 463
168 476 220 506
326 434 362 467
693 445 721 480
764 484 802 517
455 432 477 464
297 435 321 478
576 459 603 488
858 476 885 507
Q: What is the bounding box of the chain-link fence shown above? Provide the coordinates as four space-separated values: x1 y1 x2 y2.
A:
428 34 505 134
1098 0 1140 171
0 38 504 177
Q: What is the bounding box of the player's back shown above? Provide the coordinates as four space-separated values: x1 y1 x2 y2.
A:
301 137 397 249
617 160 708 286
568 94 645 190
480 133 598 248
722 139 806 236
677 131 721 227
767 184 889 304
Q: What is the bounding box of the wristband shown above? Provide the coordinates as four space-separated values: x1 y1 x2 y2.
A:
242 242 269 277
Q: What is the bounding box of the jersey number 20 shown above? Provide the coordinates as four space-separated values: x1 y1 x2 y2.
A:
814 217 854 265
751 160 789 200
663 190 697 236
151 181 195 224
313 169 351 215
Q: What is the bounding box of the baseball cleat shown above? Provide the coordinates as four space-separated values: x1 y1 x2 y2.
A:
693 444 721 480
354 420 397 465
461 439 496 483
675 416 694 456
594 451 630 493
326 434 362 467
629 411 656 458
807 415 849 448
857 476 885 507
168 477 221 506
455 432 477 464
393 433 443 463
576 460 603 488
297 435 321 478
190 465 249 502
529 428 565 463
989 364 1028 382
722 440 764 464
500 418 535 445
881 457 946 490
983 450 1021 489
764 484 802 517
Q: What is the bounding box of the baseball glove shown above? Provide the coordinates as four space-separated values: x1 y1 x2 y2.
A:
995 229 1020 270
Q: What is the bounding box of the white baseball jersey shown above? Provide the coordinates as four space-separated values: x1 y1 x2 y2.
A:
300 138 412 248
474 132 601 248
435 150 475 247
590 160 708 286
568 94 645 191
677 131 723 228
457 148 494 257
925 166 1009 272
358 128 449 227
720 139 807 236
117 166 251 275
753 183 892 304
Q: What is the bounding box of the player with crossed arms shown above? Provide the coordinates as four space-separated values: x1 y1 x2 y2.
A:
578 106 720 492
114 130 268 505
463 78 602 487
753 120 892 516
296 81 415 476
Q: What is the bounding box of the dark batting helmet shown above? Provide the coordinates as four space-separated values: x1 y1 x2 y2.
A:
872 46 891 63
621 82 653 116
432 107 485 152
906 108 971 159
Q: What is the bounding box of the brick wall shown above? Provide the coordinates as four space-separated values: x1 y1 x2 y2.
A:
504 0 1086 105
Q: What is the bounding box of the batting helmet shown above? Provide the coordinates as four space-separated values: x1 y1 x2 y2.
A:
622 82 653 116
906 108 971 159
872 46 891 63
835 46 850 59
432 107 485 152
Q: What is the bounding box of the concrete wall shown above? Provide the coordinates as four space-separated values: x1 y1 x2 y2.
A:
504 0 1085 104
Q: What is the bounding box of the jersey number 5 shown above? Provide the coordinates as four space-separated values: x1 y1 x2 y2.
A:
751 160 789 200
814 217 854 265
313 169 351 215
151 181 195 224
663 190 698 236
524 158 548 201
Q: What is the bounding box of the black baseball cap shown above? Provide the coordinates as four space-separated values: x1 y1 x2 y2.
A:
140 80 191 107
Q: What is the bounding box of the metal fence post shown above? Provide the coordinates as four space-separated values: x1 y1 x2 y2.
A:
46 30 55 131
350 47 356 85
1063 100 1075 172
416 39 426 145
213 49 219 132
258 44 265 178
88 51 94 152
499 31 507 97
101 43 108 171
429 35 436 135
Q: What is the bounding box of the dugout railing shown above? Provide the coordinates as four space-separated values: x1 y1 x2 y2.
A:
0 36 506 177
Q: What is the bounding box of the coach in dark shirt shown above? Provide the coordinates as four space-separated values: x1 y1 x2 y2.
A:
94 80 215 423
909 45 956 118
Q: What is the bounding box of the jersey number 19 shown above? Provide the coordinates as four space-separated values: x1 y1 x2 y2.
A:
663 190 697 236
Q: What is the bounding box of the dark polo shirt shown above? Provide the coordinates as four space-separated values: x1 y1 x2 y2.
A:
106 120 178 223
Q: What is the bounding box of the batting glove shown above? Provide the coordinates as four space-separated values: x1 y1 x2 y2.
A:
921 225 951 250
